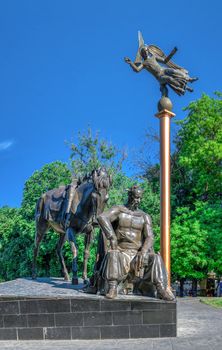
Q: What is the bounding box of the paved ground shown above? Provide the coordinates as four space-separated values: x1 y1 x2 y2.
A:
0 279 222 349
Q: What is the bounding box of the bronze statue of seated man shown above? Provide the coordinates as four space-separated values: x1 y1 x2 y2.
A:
89 185 174 301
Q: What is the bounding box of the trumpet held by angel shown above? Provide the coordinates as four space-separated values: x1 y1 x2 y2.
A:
124 31 198 97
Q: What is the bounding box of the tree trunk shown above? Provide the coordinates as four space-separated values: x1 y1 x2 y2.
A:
192 279 197 297
180 278 185 297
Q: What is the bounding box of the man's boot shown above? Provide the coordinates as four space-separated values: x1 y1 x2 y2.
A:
156 282 175 301
105 280 118 299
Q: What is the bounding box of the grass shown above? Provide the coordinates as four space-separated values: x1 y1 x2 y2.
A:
200 297 222 308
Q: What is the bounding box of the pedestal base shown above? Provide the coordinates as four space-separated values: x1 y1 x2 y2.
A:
0 278 176 340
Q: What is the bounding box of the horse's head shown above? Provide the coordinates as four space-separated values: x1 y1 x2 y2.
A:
91 167 112 216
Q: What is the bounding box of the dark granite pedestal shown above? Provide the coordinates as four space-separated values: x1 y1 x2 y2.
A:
0 278 176 340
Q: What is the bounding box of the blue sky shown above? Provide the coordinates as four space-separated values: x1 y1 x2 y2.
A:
1 0 222 207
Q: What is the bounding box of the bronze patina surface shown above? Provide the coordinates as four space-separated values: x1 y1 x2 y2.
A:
32 168 112 284
124 31 198 98
89 185 175 301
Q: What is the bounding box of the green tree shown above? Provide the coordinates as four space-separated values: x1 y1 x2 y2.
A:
0 207 19 281
174 93 222 203
68 128 127 176
171 201 222 280
21 161 71 221
0 207 39 281
171 93 222 281
171 205 208 281
200 202 222 276
108 172 134 207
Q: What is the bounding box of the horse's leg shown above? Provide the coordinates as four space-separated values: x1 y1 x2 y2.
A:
56 233 70 281
83 228 93 284
67 227 78 285
32 218 49 279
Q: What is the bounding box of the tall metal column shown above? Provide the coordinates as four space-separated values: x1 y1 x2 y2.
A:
156 108 175 286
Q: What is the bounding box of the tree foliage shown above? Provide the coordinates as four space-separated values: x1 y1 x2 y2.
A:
171 201 222 280
0 207 34 280
170 94 222 279
171 205 208 280
174 93 222 203
68 128 127 176
21 161 72 221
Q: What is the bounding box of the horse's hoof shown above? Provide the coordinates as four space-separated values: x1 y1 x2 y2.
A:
83 279 89 285
72 278 78 285
64 276 70 282
32 274 37 280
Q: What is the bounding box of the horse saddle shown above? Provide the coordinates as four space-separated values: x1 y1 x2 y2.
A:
51 186 67 200
47 186 67 212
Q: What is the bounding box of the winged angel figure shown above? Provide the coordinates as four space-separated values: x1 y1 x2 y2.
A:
124 31 198 97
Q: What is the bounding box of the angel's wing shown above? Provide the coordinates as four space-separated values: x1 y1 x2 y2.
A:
134 30 144 65
148 45 188 74
138 31 144 48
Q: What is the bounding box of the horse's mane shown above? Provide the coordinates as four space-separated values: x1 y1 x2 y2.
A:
92 167 112 191
74 167 112 192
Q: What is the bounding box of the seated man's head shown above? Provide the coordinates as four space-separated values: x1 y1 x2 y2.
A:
127 185 143 210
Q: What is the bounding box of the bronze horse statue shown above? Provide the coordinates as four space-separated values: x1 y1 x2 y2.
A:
32 167 112 284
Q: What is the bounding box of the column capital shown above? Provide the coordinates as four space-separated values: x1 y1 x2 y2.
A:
155 109 176 119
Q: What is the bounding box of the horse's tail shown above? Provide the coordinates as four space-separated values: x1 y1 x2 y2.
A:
34 195 45 246
35 195 45 222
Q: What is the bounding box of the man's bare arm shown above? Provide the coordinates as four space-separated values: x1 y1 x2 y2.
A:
135 214 155 272
141 214 154 254
124 57 144 73
97 206 121 249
